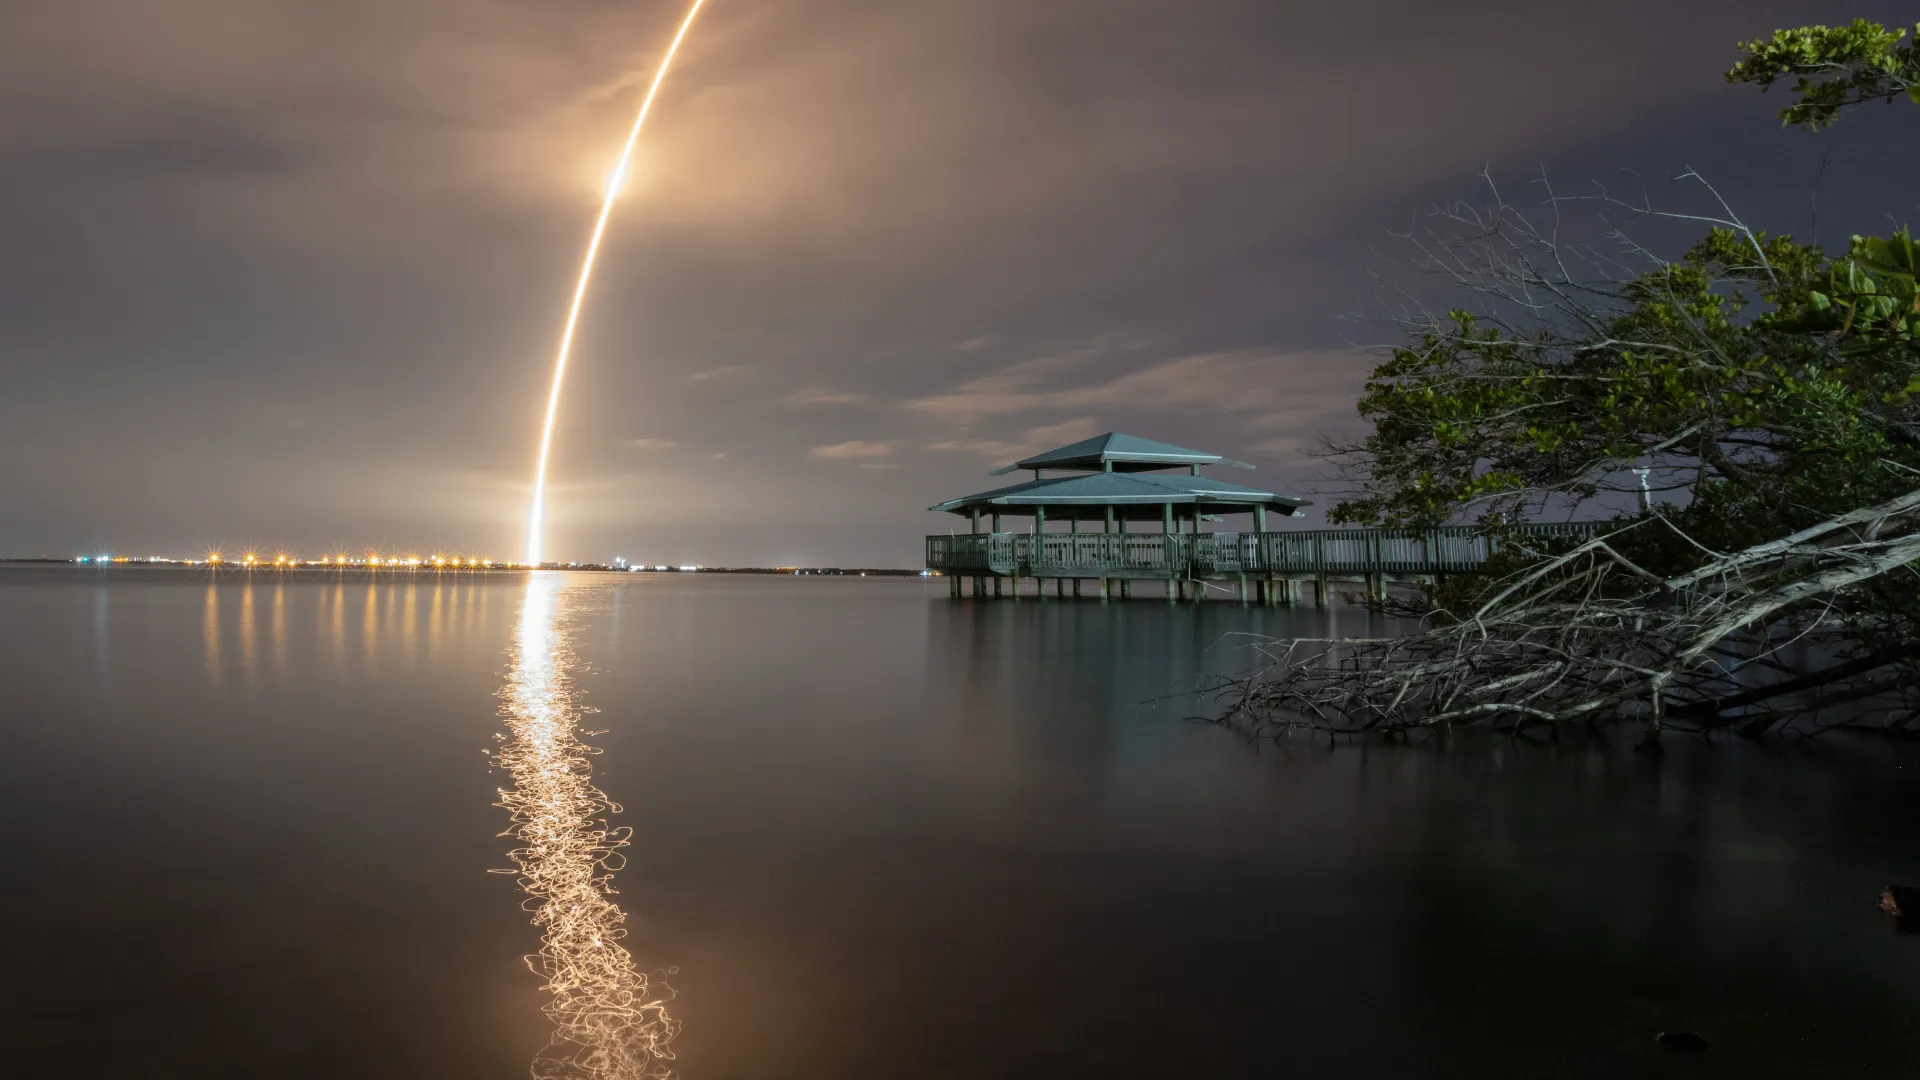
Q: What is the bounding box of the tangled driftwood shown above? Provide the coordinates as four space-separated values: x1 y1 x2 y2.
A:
1224 487 1920 743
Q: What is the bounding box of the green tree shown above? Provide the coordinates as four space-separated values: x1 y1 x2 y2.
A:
1726 18 1920 129
1244 20 1920 739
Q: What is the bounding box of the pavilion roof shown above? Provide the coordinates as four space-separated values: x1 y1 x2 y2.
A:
1005 431 1246 473
929 470 1308 516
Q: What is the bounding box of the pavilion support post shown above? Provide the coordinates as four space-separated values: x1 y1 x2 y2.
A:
1162 503 1176 603
1238 572 1248 604
1315 573 1329 609
1034 508 1047 602
967 509 982 600
1068 515 1080 596
994 576 1002 598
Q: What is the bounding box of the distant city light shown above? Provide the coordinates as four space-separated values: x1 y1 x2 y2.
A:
35 547 862 575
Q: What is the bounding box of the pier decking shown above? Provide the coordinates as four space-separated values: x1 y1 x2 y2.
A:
926 524 1602 603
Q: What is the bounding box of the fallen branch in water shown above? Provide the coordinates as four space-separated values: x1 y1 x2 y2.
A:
1224 487 1920 745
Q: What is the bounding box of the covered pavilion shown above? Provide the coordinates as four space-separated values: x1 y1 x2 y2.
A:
926 432 1310 600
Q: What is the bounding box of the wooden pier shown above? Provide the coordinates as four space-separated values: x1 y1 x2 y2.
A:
923 431 1600 604
926 524 1601 604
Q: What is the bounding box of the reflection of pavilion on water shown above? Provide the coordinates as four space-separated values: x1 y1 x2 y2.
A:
924 432 1597 605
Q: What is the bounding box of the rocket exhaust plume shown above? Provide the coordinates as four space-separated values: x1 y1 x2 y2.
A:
524 0 709 567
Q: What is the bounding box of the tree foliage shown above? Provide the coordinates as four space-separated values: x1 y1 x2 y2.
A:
1253 19 1920 739
1332 220 1920 551
1726 18 1920 129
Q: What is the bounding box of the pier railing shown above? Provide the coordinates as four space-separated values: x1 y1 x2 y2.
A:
926 523 1603 578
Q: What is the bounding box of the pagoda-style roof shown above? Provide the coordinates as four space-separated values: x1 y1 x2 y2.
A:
929 470 1308 517
1002 432 1249 473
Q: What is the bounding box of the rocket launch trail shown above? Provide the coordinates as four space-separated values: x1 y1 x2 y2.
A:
524 0 709 567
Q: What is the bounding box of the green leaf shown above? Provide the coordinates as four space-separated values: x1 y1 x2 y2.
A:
1909 83 1920 104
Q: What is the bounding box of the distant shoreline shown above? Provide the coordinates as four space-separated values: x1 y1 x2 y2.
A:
0 558 926 577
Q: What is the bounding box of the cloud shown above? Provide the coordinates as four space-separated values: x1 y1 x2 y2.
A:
913 349 1370 477
926 417 1099 461
785 387 868 406
926 438 1022 458
910 348 1362 422
810 440 893 460
1021 416 1103 447
624 437 676 450
684 365 752 384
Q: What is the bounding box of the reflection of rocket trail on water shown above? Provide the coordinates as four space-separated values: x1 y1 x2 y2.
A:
525 0 710 567
499 576 679 1077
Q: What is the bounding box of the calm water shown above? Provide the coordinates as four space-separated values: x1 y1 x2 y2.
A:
2 566 1917 1078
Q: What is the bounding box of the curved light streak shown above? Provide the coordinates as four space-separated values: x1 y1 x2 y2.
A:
498 575 679 1077
525 0 710 567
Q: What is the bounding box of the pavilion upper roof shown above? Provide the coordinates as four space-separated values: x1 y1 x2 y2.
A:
929 470 1309 516
1004 432 1247 473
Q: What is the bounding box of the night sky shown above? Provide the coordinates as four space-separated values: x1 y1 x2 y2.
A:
3 1 1915 565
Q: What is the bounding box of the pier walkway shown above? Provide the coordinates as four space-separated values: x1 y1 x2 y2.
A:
925 523 1602 604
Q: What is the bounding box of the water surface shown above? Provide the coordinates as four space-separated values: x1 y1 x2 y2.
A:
2 566 1916 1078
